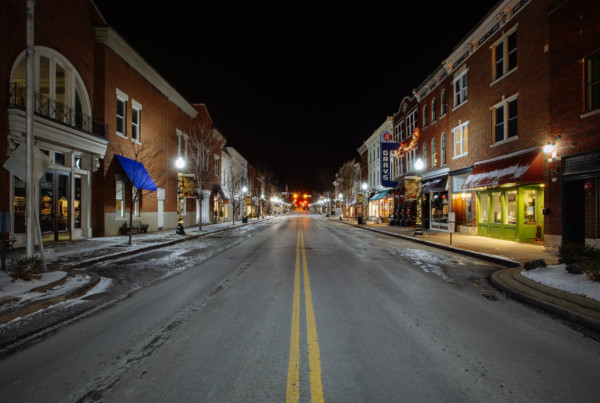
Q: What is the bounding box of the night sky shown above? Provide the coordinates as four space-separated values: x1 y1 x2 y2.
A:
94 1 498 191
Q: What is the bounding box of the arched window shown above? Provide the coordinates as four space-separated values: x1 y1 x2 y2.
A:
441 132 447 165
431 138 437 168
10 47 92 130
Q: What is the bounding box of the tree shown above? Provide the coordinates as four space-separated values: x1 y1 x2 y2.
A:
221 162 244 225
335 160 355 219
116 142 164 245
186 119 225 231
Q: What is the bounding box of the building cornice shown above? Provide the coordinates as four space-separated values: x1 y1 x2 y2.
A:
95 27 198 119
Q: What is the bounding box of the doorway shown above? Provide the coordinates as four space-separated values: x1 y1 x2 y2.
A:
39 170 71 242
563 180 585 244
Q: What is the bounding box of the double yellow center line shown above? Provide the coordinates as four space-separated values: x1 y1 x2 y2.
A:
286 223 324 402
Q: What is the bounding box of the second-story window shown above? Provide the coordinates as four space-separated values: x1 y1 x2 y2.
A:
493 96 518 143
131 104 141 142
453 122 469 158
116 97 126 137
431 99 437 123
493 29 517 81
454 71 468 108
214 155 220 176
423 105 428 127
441 132 447 165
441 89 447 116
422 142 428 170
586 51 600 113
431 138 437 168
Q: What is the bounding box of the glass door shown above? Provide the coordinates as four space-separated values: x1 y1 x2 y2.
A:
39 170 71 242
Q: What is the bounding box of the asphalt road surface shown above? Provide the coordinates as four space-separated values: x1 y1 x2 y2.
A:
1 214 599 402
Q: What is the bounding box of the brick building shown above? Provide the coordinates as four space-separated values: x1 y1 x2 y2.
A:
1 0 223 246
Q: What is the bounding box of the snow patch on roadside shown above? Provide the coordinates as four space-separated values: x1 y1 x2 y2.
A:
390 247 455 283
522 264 600 302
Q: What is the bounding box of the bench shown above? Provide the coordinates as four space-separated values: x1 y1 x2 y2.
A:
119 221 149 235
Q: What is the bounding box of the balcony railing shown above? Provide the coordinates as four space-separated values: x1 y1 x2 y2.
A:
9 83 107 138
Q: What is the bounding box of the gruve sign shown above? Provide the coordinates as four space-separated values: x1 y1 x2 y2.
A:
380 130 400 188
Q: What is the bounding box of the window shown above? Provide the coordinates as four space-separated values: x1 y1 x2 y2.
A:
407 147 418 172
523 189 537 225
116 97 126 137
492 192 502 224
441 89 447 116
422 143 428 169
116 180 125 218
395 122 403 142
441 132 447 165
132 188 140 217
586 51 600 112
494 96 518 143
203 149 210 171
431 138 437 168
453 122 468 158
454 71 468 107
131 101 142 142
493 30 517 80
505 190 516 225
431 99 436 123
479 193 489 223
214 155 220 176
423 105 428 127
406 109 417 138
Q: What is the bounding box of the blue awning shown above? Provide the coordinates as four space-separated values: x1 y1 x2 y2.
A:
370 189 391 201
116 155 157 191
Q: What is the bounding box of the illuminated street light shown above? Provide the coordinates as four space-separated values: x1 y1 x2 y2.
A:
175 156 186 235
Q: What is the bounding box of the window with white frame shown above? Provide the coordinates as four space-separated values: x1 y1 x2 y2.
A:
395 122 403 142
116 96 126 137
132 188 140 217
493 96 518 143
586 51 600 112
431 138 437 168
406 109 417 138
431 98 436 123
214 155 220 176
493 29 517 81
407 147 418 172
441 89 447 116
454 70 468 107
423 105 428 127
116 179 125 218
131 100 142 142
453 122 468 158
176 129 188 159
441 132 447 165
422 142 428 169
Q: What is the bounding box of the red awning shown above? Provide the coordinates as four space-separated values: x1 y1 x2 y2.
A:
462 147 544 190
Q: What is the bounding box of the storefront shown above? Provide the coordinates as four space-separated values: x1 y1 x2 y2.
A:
369 189 392 222
450 167 475 235
421 168 449 231
462 147 545 242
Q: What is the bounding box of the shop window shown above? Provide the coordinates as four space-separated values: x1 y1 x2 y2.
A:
505 190 517 225
13 176 26 233
116 180 125 218
74 176 81 229
479 193 489 223
132 188 140 217
523 189 536 225
492 192 502 224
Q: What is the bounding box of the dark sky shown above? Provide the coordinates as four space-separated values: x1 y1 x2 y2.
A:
94 1 498 191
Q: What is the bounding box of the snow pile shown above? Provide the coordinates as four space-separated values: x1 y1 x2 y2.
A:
522 264 600 302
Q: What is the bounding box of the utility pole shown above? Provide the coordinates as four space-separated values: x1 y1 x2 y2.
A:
26 0 35 258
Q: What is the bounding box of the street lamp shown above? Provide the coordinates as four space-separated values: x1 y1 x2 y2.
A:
414 158 424 236
361 182 368 224
175 156 186 235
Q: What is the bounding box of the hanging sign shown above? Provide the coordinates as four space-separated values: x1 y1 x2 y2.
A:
380 130 400 188
405 176 421 201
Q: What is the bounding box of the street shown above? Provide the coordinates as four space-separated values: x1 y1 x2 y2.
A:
1 214 599 402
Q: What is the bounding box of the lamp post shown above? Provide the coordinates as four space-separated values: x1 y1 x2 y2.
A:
414 158 424 236
175 156 186 235
361 182 368 224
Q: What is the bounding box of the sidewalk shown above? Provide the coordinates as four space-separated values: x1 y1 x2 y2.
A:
333 216 600 332
0 219 261 325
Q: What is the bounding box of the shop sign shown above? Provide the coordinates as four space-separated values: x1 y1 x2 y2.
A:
405 176 421 201
380 130 400 188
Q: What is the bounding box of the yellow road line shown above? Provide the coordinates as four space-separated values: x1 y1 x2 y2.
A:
286 226 301 402
301 225 325 403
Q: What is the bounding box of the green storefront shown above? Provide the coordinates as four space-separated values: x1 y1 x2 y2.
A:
463 147 545 243
476 186 544 242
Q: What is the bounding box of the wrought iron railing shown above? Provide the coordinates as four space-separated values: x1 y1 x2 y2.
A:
9 83 107 137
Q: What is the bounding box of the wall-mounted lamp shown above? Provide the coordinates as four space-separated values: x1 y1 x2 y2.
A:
543 142 555 154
